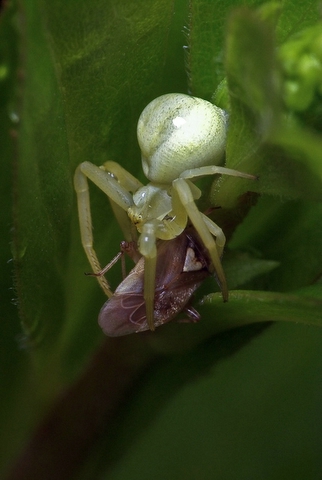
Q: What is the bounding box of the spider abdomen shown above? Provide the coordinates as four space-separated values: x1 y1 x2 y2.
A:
137 93 228 184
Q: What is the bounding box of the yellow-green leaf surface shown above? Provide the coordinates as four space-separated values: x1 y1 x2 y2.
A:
1 0 322 478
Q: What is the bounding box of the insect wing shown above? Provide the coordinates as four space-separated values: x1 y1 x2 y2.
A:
98 230 211 336
98 235 187 336
153 230 210 323
98 257 147 336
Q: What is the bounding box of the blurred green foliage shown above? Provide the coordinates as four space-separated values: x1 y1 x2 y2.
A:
1 0 322 479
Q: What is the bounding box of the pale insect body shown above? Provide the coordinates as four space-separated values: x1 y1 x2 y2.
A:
98 228 211 336
74 93 256 332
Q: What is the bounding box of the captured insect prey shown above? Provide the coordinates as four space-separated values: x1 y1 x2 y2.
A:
74 93 257 333
98 228 212 336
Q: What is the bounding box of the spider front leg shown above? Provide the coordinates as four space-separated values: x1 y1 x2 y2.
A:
137 221 159 331
176 164 257 298
179 165 257 182
102 161 143 242
74 161 141 297
172 178 229 301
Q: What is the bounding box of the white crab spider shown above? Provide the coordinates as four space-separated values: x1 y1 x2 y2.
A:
74 93 256 331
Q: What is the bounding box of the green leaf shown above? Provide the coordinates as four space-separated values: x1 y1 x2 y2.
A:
12 0 178 368
214 6 322 208
2 0 322 478
200 286 322 329
99 323 322 480
230 197 322 291
223 252 280 290
0 1 39 472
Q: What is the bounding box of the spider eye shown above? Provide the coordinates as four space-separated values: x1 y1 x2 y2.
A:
137 93 228 184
